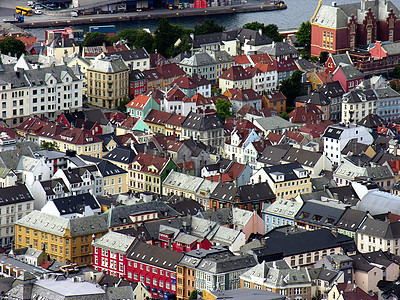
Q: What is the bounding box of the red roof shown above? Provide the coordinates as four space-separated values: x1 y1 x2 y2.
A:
39 260 52 270
226 162 246 179
249 53 273 65
104 112 128 126
252 139 272 154
228 88 261 102
155 63 185 79
237 105 262 117
285 130 305 144
16 117 47 133
259 107 278 117
299 120 334 138
55 128 102 145
289 103 323 124
166 114 185 127
219 65 252 81
172 76 198 89
154 135 183 152
267 132 284 144
336 284 377 300
126 94 150 109
144 109 172 125
206 173 232 183
166 86 190 103
178 161 195 171
233 54 251 65
131 152 171 175
192 93 213 106
120 116 140 129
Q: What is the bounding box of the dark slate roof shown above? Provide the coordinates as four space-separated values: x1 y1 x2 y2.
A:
282 147 323 168
261 41 298 57
336 208 368 232
257 145 291 165
181 111 223 131
104 48 149 61
165 196 205 216
129 69 146 82
322 126 344 139
327 185 359 205
105 202 181 228
127 241 183 271
351 250 399 272
341 139 369 156
319 81 345 98
295 200 348 228
0 184 33 205
40 178 69 196
210 182 275 203
343 89 377 104
251 229 355 262
295 91 330 106
96 160 127 177
84 109 109 126
337 64 363 80
102 147 136 165
261 162 306 182
357 114 386 128
357 218 400 239
62 166 97 184
52 193 100 215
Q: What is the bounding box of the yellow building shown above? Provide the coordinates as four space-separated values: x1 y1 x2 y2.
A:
87 56 129 109
15 210 108 265
54 128 103 158
98 160 128 195
144 109 173 135
47 37 80 63
177 265 196 300
66 55 91 96
218 65 252 93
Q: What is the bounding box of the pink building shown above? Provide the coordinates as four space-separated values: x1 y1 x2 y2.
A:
332 64 364 93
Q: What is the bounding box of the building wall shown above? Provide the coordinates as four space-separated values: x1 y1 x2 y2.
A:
283 247 342 268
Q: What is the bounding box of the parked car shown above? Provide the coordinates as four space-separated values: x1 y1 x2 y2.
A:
34 9 43 14
34 4 43 9
27 1 34 6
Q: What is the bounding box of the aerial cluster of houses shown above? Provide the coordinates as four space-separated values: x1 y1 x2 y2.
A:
3 0 400 299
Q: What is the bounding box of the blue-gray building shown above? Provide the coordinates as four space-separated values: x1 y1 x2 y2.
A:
262 199 303 232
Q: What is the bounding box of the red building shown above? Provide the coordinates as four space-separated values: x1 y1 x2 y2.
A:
93 231 182 299
158 229 213 253
311 0 400 57
325 52 353 74
129 69 147 98
332 64 364 92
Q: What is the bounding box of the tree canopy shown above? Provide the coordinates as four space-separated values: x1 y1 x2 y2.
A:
41 141 59 151
194 19 224 35
215 97 233 122
0 37 26 58
82 32 111 47
279 70 304 107
319 51 329 64
296 21 311 49
243 22 284 42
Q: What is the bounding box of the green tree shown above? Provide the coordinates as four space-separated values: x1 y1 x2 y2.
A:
41 141 59 151
82 32 111 47
211 87 222 96
279 70 304 107
243 21 265 32
280 111 289 120
392 66 400 79
215 97 233 122
117 28 138 47
117 96 131 113
194 19 224 35
0 37 26 58
319 51 329 64
189 290 198 300
154 18 186 58
134 29 155 53
296 21 311 49
263 24 284 42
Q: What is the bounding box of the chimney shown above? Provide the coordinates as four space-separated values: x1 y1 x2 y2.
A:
258 28 263 36
332 226 338 237
219 173 222 183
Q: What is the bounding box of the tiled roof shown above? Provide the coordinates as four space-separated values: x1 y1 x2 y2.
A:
126 94 150 109
144 109 172 125
131 152 170 175
219 65 251 81
54 128 102 145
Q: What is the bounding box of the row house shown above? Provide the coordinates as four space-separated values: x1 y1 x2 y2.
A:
129 69 147 98
233 53 273 68
172 75 211 98
128 152 180 194
103 48 150 71
0 61 82 128
322 124 374 166
332 64 364 93
177 246 257 300
274 58 299 84
262 198 304 232
240 261 313 300
295 91 331 121
30 178 71 210
219 65 252 93
223 88 262 113
0 185 34 247
250 162 312 200
181 111 225 148
87 56 129 109
15 210 108 265
189 28 273 56
53 165 99 196
262 92 286 114
319 81 345 122
162 86 195 116
223 128 260 165
144 64 186 92
126 94 160 119
374 86 400 121
209 181 275 214
341 89 377 124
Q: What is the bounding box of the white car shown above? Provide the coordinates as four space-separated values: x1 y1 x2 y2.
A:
34 4 43 9
27 1 34 6
34 9 43 14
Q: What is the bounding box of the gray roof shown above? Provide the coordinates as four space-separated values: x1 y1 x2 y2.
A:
260 41 298 57
0 142 38 170
254 116 297 132
92 231 135 254
282 147 323 168
262 199 303 219
163 170 204 193
88 56 128 73
182 111 224 131
331 53 352 66
179 52 215 67
257 145 291 165
207 289 285 300
16 210 108 237
336 64 363 80
296 91 330 106
106 286 135 300
381 42 400 55
104 48 149 61
336 208 368 232
357 190 400 216
312 5 349 28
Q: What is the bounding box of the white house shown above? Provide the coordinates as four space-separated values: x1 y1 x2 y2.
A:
16 156 51 187
322 125 374 166
224 128 260 164
29 178 71 210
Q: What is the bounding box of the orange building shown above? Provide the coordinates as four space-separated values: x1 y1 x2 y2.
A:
262 92 286 113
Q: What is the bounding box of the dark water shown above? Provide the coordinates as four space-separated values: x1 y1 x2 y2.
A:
27 0 400 40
